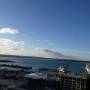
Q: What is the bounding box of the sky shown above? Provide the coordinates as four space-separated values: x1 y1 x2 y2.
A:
0 0 90 60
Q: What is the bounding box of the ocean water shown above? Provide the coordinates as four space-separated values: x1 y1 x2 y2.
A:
8 57 89 74
0 56 90 74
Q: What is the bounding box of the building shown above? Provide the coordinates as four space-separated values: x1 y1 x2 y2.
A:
58 75 87 90
24 72 87 90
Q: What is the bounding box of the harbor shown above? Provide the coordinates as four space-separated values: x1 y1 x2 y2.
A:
0 58 90 90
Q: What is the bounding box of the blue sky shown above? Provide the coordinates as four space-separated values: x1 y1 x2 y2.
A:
0 0 90 60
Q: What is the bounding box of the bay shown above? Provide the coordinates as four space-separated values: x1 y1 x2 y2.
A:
0 56 90 74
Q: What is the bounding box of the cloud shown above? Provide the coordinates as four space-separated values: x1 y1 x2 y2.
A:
36 40 49 42
0 27 19 34
0 47 89 61
0 47 72 59
44 40 49 42
0 38 24 50
36 40 41 42
34 48 72 59
36 40 53 46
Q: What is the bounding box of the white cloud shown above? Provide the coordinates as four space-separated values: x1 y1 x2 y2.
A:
0 46 90 61
36 40 40 42
0 27 19 34
33 48 72 59
44 40 49 42
0 47 90 60
36 40 49 42
0 48 72 59
0 38 24 50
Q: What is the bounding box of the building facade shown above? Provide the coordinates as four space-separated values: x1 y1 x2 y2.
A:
24 73 87 90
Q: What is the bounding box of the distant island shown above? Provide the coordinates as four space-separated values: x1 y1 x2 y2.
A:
0 54 90 63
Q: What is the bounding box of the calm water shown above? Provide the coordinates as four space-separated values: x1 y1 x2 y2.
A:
0 56 89 74
7 57 89 74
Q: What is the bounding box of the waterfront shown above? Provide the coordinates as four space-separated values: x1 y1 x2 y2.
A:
0 55 90 90
0 56 89 74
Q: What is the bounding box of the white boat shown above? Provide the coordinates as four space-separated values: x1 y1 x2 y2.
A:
85 64 90 74
58 66 65 73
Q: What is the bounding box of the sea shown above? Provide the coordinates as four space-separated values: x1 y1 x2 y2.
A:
0 56 90 74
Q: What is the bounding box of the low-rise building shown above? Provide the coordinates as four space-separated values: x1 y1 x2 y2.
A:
24 72 87 90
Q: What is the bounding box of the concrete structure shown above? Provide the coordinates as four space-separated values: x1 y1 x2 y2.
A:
24 72 87 90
